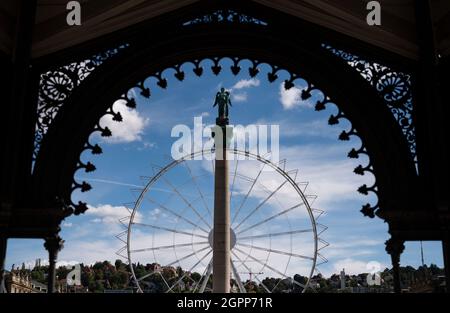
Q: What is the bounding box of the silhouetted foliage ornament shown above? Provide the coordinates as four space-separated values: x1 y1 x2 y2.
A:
80 182 92 192
354 165 365 175
338 130 351 141
125 98 136 108
360 203 376 218
230 65 241 75
157 78 168 89
91 144 102 155
174 71 185 81
328 114 340 125
267 71 278 83
211 64 222 75
112 111 123 122
74 201 89 215
101 126 112 137
140 87 150 98
315 100 326 111
301 89 312 100
84 162 96 173
193 66 203 77
358 184 369 195
248 66 259 78
284 80 294 90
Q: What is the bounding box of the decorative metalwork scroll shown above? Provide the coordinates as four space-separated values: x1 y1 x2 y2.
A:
33 44 129 162
183 9 267 26
323 45 417 164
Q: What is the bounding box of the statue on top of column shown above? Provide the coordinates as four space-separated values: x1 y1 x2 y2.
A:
213 88 232 122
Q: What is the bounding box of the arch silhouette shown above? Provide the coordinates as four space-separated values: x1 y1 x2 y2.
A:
32 9 418 226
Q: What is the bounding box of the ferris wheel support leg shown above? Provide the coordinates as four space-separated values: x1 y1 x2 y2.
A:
199 261 212 293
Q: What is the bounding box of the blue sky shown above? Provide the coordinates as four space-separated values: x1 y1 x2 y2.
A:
6 60 444 279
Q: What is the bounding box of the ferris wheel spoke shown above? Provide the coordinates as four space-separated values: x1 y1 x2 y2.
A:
137 270 159 282
166 245 211 267
162 177 212 230
145 197 210 234
237 203 305 235
132 222 208 239
167 249 212 293
193 258 212 293
234 247 306 290
130 241 209 253
231 251 271 293
230 257 246 293
236 242 314 261
231 163 266 225
183 161 213 219
234 180 288 231
229 158 239 204
238 229 313 240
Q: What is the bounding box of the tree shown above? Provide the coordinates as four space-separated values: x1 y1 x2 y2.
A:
115 259 126 271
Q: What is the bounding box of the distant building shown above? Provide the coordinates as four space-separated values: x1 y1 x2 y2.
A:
340 269 346 289
4 270 46 293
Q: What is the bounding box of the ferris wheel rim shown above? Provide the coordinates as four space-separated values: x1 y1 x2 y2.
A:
126 148 319 293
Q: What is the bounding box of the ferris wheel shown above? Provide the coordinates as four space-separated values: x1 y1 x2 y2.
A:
120 148 327 293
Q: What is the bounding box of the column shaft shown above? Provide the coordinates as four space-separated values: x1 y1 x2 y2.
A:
213 130 230 293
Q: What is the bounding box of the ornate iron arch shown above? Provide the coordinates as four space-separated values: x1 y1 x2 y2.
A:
31 4 418 236
32 2 419 251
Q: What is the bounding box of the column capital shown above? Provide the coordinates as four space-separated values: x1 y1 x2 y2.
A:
44 235 64 254
385 237 405 256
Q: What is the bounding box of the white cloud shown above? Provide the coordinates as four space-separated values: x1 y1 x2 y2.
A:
331 258 388 276
58 240 124 266
100 100 149 143
278 83 314 110
85 204 143 235
137 141 157 151
222 79 261 103
232 92 248 102
324 237 383 259
232 78 260 90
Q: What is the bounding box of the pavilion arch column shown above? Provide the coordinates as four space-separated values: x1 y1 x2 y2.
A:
44 235 64 293
0 236 7 293
385 238 405 293
442 231 450 293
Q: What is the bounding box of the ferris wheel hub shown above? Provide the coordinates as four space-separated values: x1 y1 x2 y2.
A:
208 228 237 250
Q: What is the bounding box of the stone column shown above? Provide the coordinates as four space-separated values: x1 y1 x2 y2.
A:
386 238 405 293
213 118 231 293
44 236 64 293
0 236 7 293
442 232 450 293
